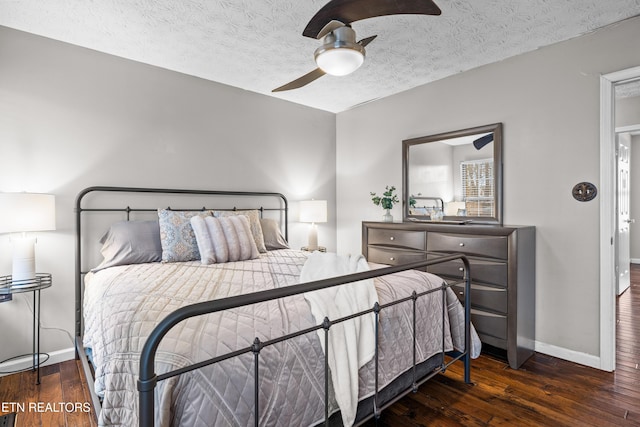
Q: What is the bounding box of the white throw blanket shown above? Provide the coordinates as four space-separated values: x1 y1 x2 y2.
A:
300 252 379 427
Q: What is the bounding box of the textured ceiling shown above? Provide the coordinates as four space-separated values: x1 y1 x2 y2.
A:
1 0 639 112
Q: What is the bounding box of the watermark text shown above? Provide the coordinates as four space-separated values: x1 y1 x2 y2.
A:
1 401 91 413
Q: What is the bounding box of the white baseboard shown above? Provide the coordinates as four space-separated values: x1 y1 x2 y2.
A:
0 347 75 377
535 340 602 370
630 258 640 264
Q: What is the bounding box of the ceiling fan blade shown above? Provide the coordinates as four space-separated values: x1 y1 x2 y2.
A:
358 35 377 48
303 0 441 39
317 20 346 39
272 68 327 92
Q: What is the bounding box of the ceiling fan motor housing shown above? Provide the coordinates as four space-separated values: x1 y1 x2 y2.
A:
314 26 365 76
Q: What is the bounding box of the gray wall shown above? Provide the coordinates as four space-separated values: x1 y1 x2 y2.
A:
0 26 336 364
336 17 640 363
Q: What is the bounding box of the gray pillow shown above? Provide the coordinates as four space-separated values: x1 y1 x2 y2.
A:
93 220 162 271
259 218 289 250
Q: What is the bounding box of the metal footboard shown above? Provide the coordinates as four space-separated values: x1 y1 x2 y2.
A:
137 254 471 427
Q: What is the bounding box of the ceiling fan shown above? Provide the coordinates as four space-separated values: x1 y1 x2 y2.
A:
272 0 441 92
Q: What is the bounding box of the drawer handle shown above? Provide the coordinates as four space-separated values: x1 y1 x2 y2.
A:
389 236 395 241
389 257 395 261
459 242 465 247
458 267 464 271
459 291 464 295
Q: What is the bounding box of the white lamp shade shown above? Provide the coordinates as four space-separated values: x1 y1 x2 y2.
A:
299 200 327 223
315 48 364 76
0 193 56 233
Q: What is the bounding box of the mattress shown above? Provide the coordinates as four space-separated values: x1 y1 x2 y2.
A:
83 249 479 426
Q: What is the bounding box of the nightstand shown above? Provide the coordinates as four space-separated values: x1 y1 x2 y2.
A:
301 246 327 252
0 273 52 384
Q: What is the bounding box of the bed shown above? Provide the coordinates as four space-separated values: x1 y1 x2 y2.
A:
74 186 480 427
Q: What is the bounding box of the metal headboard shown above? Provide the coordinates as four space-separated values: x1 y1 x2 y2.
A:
74 186 288 337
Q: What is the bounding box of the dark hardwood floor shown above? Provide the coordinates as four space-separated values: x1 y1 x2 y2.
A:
1 266 639 426
0 359 97 427
364 265 640 427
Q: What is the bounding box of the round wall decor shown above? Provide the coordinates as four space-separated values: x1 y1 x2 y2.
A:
572 182 597 202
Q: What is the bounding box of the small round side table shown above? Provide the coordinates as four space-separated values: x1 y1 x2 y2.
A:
0 273 52 385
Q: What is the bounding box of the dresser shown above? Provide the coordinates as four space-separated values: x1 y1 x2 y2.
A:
362 221 535 369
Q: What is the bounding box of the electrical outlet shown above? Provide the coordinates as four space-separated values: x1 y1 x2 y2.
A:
0 413 17 427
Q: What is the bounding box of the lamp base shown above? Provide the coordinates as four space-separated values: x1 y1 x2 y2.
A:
307 223 319 251
12 236 37 287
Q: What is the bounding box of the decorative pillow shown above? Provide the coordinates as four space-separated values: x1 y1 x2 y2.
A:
191 215 259 264
224 216 260 261
259 218 289 250
189 216 216 264
157 209 211 262
212 210 267 253
204 216 228 264
93 220 162 271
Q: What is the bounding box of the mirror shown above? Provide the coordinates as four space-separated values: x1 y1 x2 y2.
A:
402 123 502 224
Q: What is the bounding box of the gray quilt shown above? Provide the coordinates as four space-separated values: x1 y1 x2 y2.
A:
83 249 480 427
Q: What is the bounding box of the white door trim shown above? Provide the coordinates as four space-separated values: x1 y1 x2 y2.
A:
600 66 640 372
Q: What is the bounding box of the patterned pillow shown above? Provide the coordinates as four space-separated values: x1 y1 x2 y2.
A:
157 209 211 262
212 210 267 253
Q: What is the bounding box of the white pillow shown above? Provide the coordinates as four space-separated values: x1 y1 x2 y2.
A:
212 210 267 253
226 215 259 261
191 215 259 264
204 216 228 263
189 216 216 264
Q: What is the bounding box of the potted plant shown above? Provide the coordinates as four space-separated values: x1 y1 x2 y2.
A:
370 185 399 222
409 192 422 209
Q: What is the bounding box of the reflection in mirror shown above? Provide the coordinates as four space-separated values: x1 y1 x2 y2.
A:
402 123 502 224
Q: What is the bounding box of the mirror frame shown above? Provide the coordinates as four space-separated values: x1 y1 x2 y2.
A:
402 123 503 225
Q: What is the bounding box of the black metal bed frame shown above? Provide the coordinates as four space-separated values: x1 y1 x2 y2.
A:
74 186 471 427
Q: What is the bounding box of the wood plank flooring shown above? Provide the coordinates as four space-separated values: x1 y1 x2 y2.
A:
1 266 639 426
364 264 640 427
0 359 97 427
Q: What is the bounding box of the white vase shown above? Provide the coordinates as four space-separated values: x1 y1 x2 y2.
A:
382 209 393 222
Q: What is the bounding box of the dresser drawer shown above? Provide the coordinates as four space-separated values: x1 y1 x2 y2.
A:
451 282 508 314
428 232 508 260
368 228 426 251
367 246 427 266
471 309 507 341
426 256 507 286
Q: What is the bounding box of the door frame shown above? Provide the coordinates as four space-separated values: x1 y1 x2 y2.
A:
600 66 640 372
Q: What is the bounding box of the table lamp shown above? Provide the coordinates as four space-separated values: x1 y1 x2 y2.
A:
299 200 327 251
0 192 56 286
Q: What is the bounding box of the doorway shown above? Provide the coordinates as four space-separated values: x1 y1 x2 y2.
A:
600 66 640 372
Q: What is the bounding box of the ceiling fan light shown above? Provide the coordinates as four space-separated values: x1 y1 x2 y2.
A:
315 47 364 76
314 26 365 76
